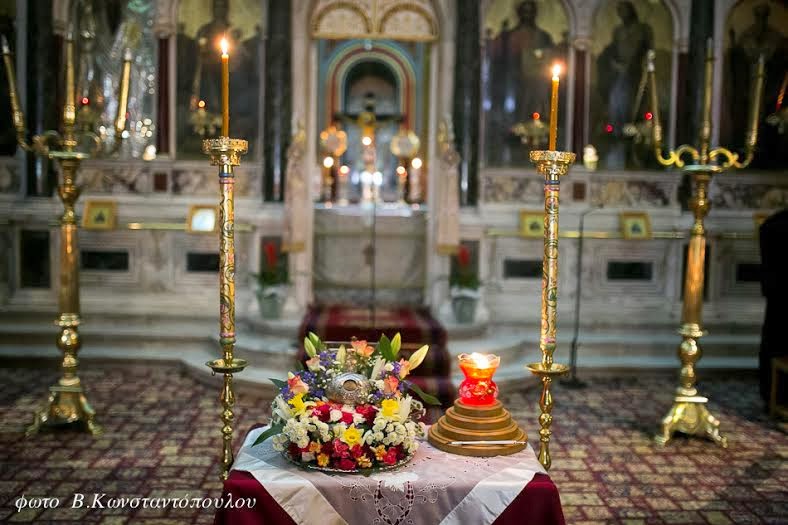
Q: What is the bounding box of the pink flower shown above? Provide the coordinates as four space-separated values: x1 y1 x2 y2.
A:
305 356 321 372
398 359 411 378
350 340 374 357
355 404 377 423
312 403 331 422
287 373 309 395
383 375 400 395
332 439 349 458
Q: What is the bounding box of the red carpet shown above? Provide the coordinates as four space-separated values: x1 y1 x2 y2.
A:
297 305 453 407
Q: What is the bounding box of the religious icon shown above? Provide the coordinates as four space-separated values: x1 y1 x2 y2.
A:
620 212 652 240
176 0 261 158
82 201 117 231
591 0 672 170
187 205 218 233
519 210 544 238
723 1 788 169
482 0 568 167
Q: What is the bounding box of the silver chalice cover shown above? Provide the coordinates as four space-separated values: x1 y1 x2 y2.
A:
327 372 370 405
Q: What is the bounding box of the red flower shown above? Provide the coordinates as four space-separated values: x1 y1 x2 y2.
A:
312 404 331 422
340 411 354 425
332 439 349 458
336 458 357 470
350 444 365 459
355 404 377 423
263 242 278 270
287 443 301 458
382 448 398 465
457 245 471 268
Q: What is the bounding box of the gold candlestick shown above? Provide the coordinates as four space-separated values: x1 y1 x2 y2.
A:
647 43 764 448
527 149 575 470
203 136 248 480
2 31 133 437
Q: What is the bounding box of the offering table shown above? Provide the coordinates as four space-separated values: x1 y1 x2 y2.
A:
214 426 565 525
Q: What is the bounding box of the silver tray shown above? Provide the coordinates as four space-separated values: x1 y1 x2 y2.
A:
281 450 414 474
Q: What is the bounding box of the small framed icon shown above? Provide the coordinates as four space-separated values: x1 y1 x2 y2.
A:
187 205 218 233
620 212 652 240
519 210 544 238
82 200 117 230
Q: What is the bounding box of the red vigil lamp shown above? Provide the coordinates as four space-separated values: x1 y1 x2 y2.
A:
428 353 527 457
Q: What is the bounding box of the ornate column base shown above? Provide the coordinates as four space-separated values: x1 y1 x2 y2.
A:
27 315 102 436
655 396 727 448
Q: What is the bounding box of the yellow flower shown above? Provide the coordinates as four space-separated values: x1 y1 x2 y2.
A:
308 442 321 454
373 445 387 461
356 455 372 468
317 453 330 467
341 425 362 447
381 399 400 419
288 393 309 416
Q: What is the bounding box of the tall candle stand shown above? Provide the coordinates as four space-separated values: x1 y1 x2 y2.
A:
647 44 764 447
203 137 248 480
527 150 575 471
2 35 131 436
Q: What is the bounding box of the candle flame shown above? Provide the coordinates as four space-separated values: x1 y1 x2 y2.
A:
220 37 229 56
411 157 422 169
551 64 561 80
470 352 490 369
322 156 334 168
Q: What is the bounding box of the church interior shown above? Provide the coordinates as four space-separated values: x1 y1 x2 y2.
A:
0 0 786 523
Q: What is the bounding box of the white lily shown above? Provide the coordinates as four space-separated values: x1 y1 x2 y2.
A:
369 356 386 379
273 396 292 420
408 345 429 371
337 344 347 366
397 396 412 421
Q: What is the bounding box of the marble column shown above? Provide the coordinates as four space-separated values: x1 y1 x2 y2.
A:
26 0 58 196
452 0 480 207
263 0 291 202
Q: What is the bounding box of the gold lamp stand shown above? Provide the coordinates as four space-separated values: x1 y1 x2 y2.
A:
2 34 132 436
526 150 575 471
203 137 248 480
646 45 764 447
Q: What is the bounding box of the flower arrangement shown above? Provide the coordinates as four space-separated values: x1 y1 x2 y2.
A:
450 244 479 291
252 241 288 318
254 333 439 473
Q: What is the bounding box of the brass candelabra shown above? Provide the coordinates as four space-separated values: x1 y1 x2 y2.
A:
527 149 575 470
202 136 248 480
647 43 764 447
2 34 132 436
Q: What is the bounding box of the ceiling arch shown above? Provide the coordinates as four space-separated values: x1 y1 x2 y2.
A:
311 0 439 42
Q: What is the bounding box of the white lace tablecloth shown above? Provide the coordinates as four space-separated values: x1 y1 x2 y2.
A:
231 426 546 525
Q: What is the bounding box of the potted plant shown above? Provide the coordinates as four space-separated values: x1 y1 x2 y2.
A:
253 241 288 319
449 244 480 324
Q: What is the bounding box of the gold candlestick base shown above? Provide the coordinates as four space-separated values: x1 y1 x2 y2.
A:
428 400 527 457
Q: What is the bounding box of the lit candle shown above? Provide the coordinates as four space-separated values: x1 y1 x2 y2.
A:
647 50 663 147
457 353 501 406
64 32 76 128
220 37 229 137
548 64 560 151
114 49 133 138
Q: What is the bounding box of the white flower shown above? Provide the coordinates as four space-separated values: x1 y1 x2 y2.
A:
398 397 412 422
370 357 386 380
352 412 365 425
332 423 347 435
301 451 315 462
273 396 292 420
384 363 394 372
329 409 342 422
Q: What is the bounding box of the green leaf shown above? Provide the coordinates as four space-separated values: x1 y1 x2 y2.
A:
304 337 317 358
252 423 284 446
408 382 441 406
391 333 401 357
270 378 287 390
378 334 394 362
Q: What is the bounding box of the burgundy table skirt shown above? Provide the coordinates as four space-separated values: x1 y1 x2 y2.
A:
214 470 565 525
